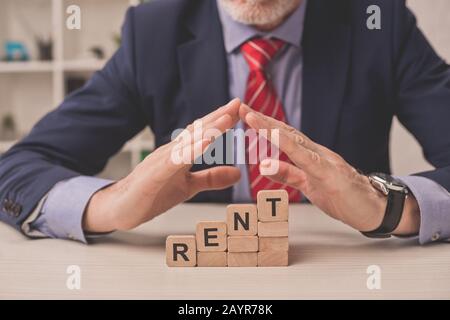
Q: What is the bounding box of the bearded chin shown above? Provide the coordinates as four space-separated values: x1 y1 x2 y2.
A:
219 0 300 27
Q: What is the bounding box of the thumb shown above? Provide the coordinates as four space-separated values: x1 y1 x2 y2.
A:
189 166 241 194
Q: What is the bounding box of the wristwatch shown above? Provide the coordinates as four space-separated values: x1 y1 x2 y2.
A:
361 173 409 238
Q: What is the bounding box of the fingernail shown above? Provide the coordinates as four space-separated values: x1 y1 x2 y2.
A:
216 114 230 123
245 111 257 121
228 98 240 106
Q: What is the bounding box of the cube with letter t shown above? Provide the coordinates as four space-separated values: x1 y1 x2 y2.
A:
257 190 289 222
256 190 289 267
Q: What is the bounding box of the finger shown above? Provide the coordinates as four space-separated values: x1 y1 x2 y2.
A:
205 113 235 138
239 103 253 122
246 112 323 175
189 98 241 134
205 98 241 124
168 138 211 170
244 107 342 163
171 112 234 153
191 113 237 148
243 104 322 154
171 112 238 168
189 166 241 194
173 100 241 149
260 159 308 191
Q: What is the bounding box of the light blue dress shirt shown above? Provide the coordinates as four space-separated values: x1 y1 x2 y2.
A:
29 0 450 245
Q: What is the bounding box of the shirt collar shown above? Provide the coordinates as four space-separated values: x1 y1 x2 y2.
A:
217 0 307 54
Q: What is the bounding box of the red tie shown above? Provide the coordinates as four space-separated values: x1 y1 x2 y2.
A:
241 37 301 202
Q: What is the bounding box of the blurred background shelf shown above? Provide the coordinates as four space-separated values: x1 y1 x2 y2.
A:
62 59 108 72
0 61 54 73
0 0 153 180
0 60 107 73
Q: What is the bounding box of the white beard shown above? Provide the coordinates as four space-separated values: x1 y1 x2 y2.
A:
219 0 301 27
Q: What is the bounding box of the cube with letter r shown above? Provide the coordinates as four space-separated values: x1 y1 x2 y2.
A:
166 235 197 267
196 221 227 252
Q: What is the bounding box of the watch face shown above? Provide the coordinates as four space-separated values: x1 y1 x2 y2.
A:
371 173 408 193
375 172 394 183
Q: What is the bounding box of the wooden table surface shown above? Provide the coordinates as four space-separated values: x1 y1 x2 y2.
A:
1 204 449 299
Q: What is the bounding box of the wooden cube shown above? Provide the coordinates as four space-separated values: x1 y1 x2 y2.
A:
227 252 258 267
196 221 227 252
226 204 257 236
258 221 289 237
259 237 289 251
166 235 197 267
197 252 227 267
258 251 289 267
227 236 258 252
257 190 289 222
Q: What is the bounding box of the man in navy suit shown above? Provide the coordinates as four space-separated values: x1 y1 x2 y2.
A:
0 0 449 244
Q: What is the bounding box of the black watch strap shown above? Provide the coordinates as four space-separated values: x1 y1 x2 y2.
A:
361 189 407 238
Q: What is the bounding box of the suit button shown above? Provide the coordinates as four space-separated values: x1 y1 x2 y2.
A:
2 198 12 213
431 232 441 242
12 204 22 217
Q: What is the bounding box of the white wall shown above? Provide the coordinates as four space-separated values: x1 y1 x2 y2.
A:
390 0 450 175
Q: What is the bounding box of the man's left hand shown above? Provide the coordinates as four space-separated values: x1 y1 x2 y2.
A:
239 104 420 236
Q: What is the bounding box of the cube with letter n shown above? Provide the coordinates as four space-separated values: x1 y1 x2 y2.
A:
226 204 258 236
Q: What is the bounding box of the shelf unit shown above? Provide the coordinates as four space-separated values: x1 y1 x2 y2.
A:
0 0 153 176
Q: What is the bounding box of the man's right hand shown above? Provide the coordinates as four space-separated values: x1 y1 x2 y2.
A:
82 99 242 233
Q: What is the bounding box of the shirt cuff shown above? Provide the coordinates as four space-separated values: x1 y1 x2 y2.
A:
29 176 114 244
398 175 450 245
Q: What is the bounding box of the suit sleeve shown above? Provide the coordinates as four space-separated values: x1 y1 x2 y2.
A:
0 7 147 233
393 1 450 191
392 1 450 243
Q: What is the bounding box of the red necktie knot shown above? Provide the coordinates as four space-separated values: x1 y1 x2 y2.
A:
241 38 285 71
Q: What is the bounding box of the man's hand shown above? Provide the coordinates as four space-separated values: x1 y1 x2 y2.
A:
83 99 242 233
240 104 420 236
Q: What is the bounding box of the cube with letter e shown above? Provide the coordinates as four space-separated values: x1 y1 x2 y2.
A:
196 221 227 252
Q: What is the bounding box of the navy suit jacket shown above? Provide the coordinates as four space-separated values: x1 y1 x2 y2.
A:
1 0 450 233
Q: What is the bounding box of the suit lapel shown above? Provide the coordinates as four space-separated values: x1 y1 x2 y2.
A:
177 0 230 120
177 0 232 202
302 0 351 149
